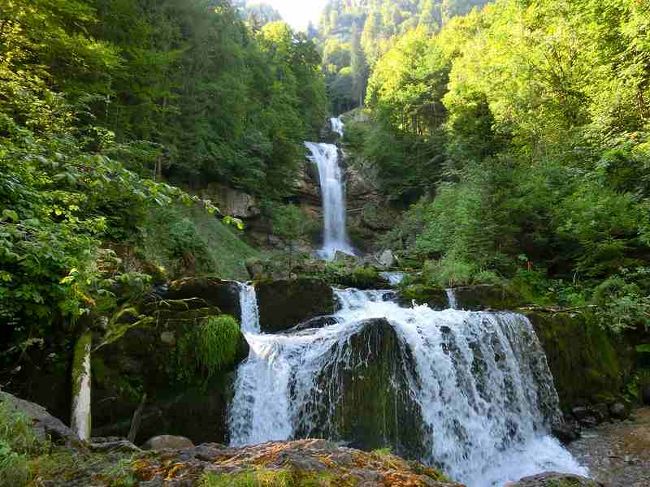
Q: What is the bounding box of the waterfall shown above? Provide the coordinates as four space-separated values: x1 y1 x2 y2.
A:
238 282 260 334
229 288 586 487
330 116 344 137
446 288 458 309
305 141 354 260
380 271 406 286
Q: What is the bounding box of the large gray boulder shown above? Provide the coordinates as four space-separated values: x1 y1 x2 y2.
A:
0 391 76 444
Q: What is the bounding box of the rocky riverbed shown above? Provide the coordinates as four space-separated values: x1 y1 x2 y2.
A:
568 407 650 487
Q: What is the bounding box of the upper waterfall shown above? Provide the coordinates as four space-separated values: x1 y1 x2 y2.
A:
305 141 354 260
330 116 344 137
229 287 587 487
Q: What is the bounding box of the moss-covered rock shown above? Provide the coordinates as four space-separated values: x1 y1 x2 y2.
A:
526 311 634 411
295 318 427 460
92 306 248 445
134 439 460 486
164 277 241 316
453 284 523 310
256 278 334 332
398 284 449 309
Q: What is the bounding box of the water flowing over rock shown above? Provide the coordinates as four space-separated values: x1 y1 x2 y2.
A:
305 141 355 259
229 286 587 487
238 282 260 334
330 116 344 137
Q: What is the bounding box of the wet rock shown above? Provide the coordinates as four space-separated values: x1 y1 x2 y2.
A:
526 311 634 412
142 435 194 451
552 420 581 444
509 472 603 486
398 284 449 310
295 318 427 460
256 278 334 333
0 391 77 444
288 315 338 332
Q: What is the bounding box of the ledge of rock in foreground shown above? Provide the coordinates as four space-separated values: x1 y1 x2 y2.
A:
133 438 462 486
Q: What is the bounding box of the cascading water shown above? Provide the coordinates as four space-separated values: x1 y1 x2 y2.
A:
305 141 354 260
446 288 459 309
238 282 260 334
330 116 344 137
229 286 587 486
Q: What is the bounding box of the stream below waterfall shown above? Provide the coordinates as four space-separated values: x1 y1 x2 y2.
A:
229 284 587 487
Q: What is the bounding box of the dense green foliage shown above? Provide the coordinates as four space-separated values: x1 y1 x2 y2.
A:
350 0 650 330
319 0 491 113
0 0 325 367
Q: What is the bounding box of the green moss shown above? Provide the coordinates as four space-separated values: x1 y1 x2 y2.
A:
177 315 242 381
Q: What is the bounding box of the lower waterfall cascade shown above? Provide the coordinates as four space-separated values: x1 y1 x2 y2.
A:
230 284 587 487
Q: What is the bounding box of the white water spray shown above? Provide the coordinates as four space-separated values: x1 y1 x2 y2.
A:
229 287 586 486
305 142 354 260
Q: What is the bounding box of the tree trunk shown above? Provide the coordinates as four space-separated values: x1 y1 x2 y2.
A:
71 331 92 441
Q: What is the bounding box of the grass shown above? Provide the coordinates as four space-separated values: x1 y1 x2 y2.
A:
0 400 42 487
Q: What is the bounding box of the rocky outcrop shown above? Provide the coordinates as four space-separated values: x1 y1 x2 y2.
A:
163 277 241 317
508 472 603 486
256 278 334 332
295 318 427 460
526 311 634 414
0 391 77 444
133 439 461 486
198 183 260 219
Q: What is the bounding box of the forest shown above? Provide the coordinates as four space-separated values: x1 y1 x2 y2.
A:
0 0 649 486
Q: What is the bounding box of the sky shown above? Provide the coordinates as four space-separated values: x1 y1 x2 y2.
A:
261 0 328 30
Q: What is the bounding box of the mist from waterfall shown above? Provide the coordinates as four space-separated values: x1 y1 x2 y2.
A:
229 286 587 487
305 141 354 260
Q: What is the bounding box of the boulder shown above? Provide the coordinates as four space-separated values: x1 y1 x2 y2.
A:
199 183 259 219
508 472 603 486
288 315 338 333
452 284 523 310
527 311 634 412
398 284 449 310
0 391 76 444
294 318 427 460
376 249 396 268
92 302 248 445
142 434 194 451
162 277 241 317
609 402 628 420
256 278 334 333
